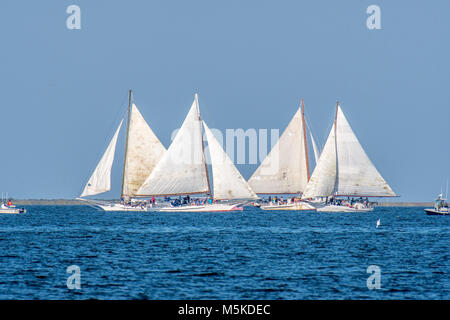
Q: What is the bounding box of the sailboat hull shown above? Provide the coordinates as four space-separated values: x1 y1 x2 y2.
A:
77 198 151 212
260 202 316 211
78 198 244 212
154 203 243 212
316 204 373 213
98 204 150 212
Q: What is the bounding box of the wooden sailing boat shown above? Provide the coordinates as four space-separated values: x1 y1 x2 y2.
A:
248 99 317 211
135 93 258 212
77 90 166 211
302 102 396 212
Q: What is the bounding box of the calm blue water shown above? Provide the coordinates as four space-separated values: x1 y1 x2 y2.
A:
0 206 448 300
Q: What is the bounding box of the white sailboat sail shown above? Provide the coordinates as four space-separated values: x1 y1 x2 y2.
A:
136 94 209 196
333 106 395 197
305 116 320 165
302 121 337 198
302 105 395 198
203 121 258 200
309 130 320 165
248 107 309 194
122 103 166 197
80 120 123 197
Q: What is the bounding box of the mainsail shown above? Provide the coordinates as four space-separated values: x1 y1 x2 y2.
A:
302 105 396 198
301 121 337 198
203 121 258 200
122 103 166 197
80 120 123 197
136 94 210 196
248 105 309 194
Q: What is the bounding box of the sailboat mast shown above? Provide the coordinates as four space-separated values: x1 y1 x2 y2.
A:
333 101 339 196
121 89 133 199
334 101 339 135
196 93 212 197
301 98 310 181
446 179 449 199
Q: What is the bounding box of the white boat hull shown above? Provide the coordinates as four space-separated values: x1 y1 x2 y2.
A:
77 198 150 212
425 208 449 216
155 203 243 212
78 198 244 212
316 204 373 212
0 208 26 214
98 203 150 212
260 202 316 211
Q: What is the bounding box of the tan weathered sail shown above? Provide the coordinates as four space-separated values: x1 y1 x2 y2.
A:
203 121 258 200
122 104 166 197
248 107 309 194
136 94 210 196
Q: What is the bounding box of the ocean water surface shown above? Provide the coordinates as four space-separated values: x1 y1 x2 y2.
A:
0 206 448 299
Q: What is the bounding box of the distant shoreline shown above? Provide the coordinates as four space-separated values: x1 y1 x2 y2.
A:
9 199 434 207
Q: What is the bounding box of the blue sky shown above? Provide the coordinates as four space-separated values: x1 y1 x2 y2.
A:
0 0 449 201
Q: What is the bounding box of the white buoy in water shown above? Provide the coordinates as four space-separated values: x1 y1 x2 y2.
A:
376 219 381 228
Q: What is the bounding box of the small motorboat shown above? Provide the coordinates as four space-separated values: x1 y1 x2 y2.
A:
425 194 449 216
0 201 26 214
